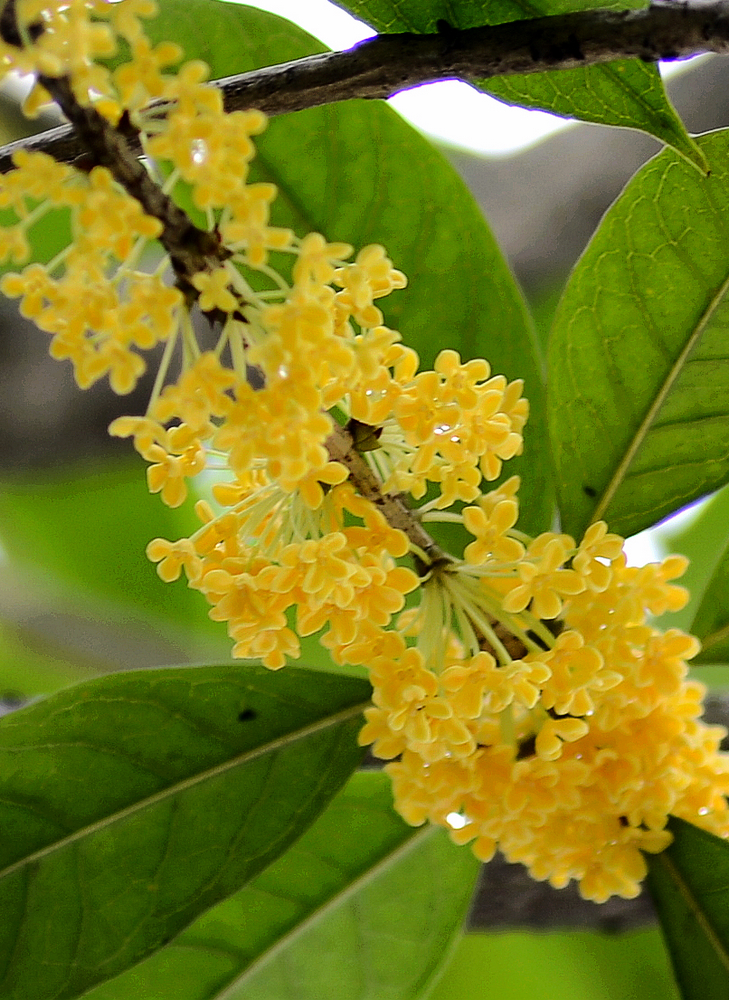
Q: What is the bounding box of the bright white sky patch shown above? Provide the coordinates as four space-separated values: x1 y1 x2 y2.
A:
244 1 700 156
242 0 571 155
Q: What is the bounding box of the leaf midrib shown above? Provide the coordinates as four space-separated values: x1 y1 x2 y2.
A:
592 273 729 524
212 824 435 999
0 701 370 882
657 849 729 975
695 621 729 656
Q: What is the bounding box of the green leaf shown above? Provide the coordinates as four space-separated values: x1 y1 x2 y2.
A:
331 0 705 171
0 663 369 1000
135 0 553 535
549 128 729 541
655 485 729 632
684 509 729 666
485 61 706 175
657 492 729 636
428 928 680 1000
83 772 479 1000
647 817 729 1000
652 486 729 676
0 460 225 654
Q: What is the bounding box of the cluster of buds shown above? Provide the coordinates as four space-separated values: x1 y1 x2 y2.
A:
0 0 727 902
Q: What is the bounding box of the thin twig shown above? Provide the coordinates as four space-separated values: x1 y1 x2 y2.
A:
2 0 729 172
35 73 223 282
0 0 224 281
325 422 449 567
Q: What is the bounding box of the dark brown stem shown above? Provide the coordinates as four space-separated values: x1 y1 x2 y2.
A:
3 0 729 172
0 0 223 281
212 0 729 112
325 422 448 567
35 75 222 282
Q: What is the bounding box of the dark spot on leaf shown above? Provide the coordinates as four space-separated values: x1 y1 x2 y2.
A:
238 708 257 722
583 485 597 498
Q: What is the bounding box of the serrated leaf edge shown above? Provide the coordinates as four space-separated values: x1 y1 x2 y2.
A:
592 271 729 525
0 700 370 882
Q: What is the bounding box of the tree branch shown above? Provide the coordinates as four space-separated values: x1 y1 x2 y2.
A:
0 0 223 281
35 75 222 281
325 422 449 567
3 0 729 172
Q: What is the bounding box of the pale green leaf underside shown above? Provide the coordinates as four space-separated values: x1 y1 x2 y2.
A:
647 817 729 1000
656 484 729 663
549 129 729 540
485 63 706 173
85 772 479 1000
331 0 704 170
0 665 368 1000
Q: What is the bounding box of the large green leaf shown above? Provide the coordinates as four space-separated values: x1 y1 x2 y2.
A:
331 0 704 170
0 664 369 1000
0 461 228 669
549 129 729 541
134 0 550 537
429 929 680 1000
84 772 479 1000
658 492 728 635
647 817 729 1000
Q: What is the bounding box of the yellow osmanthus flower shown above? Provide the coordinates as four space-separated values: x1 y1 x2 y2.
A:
362 513 729 901
3 0 729 904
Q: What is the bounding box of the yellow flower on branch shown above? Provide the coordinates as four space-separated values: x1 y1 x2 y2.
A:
3 0 729 905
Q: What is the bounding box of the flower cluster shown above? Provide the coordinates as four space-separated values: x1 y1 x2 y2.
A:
0 0 173 117
3 0 729 903
363 507 729 901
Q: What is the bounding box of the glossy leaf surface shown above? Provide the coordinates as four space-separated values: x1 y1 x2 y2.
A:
132 0 550 535
647 817 729 1000
549 129 729 540
85 772 479 1000
332 0 704 169
0 664 369 999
